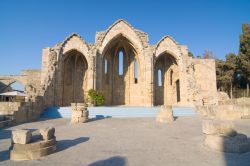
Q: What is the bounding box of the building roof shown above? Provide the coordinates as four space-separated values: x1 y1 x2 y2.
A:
0 91 26 97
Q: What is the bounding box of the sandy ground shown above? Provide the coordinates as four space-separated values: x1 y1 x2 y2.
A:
0 116 250 166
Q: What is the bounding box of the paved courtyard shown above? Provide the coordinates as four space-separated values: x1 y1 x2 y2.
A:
0 116 250 166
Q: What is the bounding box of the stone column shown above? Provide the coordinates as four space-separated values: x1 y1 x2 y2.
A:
88 48 96 91
143 48 154 106
178 46 189 105
71 103 89 123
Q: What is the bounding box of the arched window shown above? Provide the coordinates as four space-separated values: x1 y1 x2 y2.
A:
118 50 124 75
170 70 173 85
134 58 138 83
176 79 180 102
158 69 162 86
104 58 108 74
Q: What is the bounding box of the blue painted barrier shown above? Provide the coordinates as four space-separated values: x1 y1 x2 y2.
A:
41 106 196 119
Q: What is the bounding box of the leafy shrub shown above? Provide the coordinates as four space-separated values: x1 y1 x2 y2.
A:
87 89 105 106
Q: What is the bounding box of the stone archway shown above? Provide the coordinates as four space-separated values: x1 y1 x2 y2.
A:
154 53 180 106
102 35 141 105
62 50 88 106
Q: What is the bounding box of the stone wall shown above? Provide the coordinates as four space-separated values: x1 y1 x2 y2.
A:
196 98 250 120
38 19 219 107
192 59 218 105
0 99 44 128
1 19 219 120
21 70 41 101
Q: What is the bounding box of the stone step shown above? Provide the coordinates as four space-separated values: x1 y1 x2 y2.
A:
41 106 196 119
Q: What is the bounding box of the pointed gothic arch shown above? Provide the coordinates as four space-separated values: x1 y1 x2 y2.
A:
154 52 180 106
101 35 142 105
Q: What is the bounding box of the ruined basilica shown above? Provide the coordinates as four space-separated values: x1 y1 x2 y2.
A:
1 19 218 108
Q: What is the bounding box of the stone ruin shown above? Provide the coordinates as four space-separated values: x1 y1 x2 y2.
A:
0 19 219 128
10 127 56 160
202 119 249 153
156 105 174 123
71 103 89 124
195 97 250 120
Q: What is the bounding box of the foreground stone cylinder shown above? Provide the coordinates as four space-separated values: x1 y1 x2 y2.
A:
71 103 89 123
202 119 237 137
204 134 249 153
202 119 249 153
156 105 174 123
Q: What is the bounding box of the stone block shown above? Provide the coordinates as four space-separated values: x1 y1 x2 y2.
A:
202 119 237 137
12 129 32 144
78 117 88 123
72 110 83 117
77 107 87 112
82 110 89 117
75 103 87 111
12 137 56 151
156 106 174 123
71 116 79 124
10 137 57 160
204 134 249 153
39 127 55 140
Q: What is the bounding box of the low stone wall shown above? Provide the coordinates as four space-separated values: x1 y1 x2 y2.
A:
0 98 45 128
196 98 250 120
218 97 250 105
0 102 23 114
0 119 14 128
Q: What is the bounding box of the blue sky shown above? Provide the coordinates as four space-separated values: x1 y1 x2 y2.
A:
0 0 250 75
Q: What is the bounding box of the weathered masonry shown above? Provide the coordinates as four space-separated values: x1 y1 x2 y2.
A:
1 19 218 107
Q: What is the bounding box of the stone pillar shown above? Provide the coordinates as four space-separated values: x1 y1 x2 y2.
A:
88 48 96 91
143 48 154 106
156 105 174 123
71 103 89 123
178 46 189 105
94 50 103 92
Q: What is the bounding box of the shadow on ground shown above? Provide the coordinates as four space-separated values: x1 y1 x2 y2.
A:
0 150 9 162
0 129 11 140
88 116 111 123
223 135 250 166
57 137 89 152
87 156 127 166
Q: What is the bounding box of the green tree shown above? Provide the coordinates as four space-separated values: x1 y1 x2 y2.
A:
215 53 237 98
215 59 226 90
224 53 237 98
238 24 250 95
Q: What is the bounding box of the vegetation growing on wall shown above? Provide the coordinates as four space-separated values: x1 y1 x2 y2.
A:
87 89 105 106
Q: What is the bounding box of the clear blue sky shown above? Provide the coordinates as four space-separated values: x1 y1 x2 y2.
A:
0 0 249 75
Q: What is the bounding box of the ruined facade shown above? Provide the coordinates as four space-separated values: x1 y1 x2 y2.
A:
1 19 218 107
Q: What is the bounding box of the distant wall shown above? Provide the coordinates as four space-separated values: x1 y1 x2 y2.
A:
21 70 41 89
193 59 218 105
